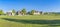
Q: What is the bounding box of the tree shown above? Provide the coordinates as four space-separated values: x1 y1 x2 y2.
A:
21 8 26 15
44 12 49 15
30 10 35 15
0 10 4 15
12 9 16 16
12 9 15 13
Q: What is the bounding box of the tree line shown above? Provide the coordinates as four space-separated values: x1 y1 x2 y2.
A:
0 8 59 15
0 8 38 15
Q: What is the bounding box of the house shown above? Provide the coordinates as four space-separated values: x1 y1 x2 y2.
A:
6 11 15 16
6 12 12 16
33 11 43 15
33 11 40 15
16 11 23 16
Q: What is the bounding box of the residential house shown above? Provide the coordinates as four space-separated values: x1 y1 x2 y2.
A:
33 11 40 15
33 11 43 15
6 12 12 16
16 11 23 16
6 11 15 16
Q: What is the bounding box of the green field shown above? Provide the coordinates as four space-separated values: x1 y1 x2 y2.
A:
0 15 60 27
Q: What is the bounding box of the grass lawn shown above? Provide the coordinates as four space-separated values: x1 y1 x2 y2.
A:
0 15 60 27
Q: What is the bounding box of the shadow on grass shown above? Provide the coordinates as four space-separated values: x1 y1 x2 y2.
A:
2 18 60 26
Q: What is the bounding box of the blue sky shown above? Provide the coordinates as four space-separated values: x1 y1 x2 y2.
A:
0 0 60 12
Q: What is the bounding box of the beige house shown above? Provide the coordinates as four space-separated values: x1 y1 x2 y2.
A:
33 11 43 15
6 11 15 16
33 11 40 15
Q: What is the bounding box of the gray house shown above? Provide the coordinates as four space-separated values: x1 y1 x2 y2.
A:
16 11 23 16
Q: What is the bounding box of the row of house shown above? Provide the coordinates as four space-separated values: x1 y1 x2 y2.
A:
6 10 44 16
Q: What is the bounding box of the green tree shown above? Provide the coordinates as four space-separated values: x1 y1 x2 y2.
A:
12 9 15 13
0 10 4 15
30 10 35 15
21 8 26 15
